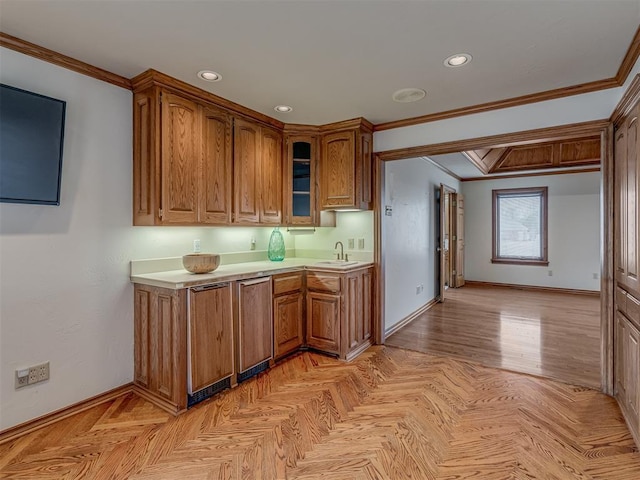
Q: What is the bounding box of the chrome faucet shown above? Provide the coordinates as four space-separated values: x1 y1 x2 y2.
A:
334 241 344 260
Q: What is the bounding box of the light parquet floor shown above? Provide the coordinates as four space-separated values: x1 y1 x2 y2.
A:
1 346 638 479
386 284 602 389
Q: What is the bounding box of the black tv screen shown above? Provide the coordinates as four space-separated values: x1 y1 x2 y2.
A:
0 84 66 205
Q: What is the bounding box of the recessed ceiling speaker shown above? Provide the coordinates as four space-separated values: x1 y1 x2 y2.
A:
392 88 426 103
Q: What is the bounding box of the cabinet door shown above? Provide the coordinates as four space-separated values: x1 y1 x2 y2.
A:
307 291 341 354
615 312 627 399
260 126 283 224
237 277 273 372
626 109 639 294
234 118 261 224
321 130 356 208
201 107 233 224
160 92 200 224
615 126 628 282
361 268 373 344
189 284 233 393
274 292 304 358
625 320 640 424
343 268 374 359
285 135 317 226
344 273 363 352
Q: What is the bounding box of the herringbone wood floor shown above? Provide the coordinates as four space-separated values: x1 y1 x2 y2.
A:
1 347 638 479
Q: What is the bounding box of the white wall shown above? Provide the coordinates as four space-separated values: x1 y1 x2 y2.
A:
462 172 601 291
383 158 460 332
0 48 293 430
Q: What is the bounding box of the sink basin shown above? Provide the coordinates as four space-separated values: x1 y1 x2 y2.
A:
314 260 358 267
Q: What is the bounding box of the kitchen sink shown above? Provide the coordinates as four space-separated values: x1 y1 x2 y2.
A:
314 260 358 267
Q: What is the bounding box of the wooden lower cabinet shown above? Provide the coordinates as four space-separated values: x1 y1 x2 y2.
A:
132 265 374 414
134 284 187 414
236 277 273 374
307 291 341 355
615 295 640 444
273 271 304 359
306 266 374 360
188 284 234 393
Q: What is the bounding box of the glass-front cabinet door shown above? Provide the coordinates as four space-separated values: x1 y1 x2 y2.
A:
285 134 317 225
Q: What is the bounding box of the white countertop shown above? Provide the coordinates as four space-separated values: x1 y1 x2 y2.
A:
131 258 373 289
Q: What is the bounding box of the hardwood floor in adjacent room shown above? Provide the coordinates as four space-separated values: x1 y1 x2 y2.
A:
386 283 602 389
2 346 639 479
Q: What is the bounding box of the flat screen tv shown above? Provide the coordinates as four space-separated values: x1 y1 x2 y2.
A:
0 84 66 205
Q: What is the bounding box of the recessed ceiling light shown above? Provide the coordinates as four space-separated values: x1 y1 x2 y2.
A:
197 70 222 82
444 53 472 67
274 105 293 113
392 88 426 103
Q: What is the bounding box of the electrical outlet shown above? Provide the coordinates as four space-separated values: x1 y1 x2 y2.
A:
33 362 49 383
348 238 355 249
416 285 421 294
250 237 256 250
358 238 365 249
593 273 599 279
548 270 553 276
15 369 29 389
193 239 201 253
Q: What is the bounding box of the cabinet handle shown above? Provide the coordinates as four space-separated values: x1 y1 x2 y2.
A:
192 283 227 292
240 277 270 286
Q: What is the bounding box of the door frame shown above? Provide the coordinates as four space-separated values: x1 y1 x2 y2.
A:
373 119 613 394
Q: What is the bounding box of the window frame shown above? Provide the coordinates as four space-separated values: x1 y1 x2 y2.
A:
491 186 549 266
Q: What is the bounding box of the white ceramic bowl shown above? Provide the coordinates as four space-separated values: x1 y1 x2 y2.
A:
182 253 220 274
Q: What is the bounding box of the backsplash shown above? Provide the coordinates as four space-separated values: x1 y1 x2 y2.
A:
131 211 374 266
294 211 374 261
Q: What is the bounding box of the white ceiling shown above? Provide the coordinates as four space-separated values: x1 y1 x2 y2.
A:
0 1 638 126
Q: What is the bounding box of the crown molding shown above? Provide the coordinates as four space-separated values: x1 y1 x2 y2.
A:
611 74 640 126
0 32 132 90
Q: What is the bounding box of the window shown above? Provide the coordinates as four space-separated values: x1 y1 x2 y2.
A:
492 186 548 265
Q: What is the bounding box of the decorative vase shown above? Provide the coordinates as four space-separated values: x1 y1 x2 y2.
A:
268 227 285 261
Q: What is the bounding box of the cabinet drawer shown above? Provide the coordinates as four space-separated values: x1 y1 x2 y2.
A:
307 272 341 293
273 271 303 295
617 286 628 315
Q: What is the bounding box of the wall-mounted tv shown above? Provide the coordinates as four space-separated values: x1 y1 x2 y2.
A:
0 84 66 205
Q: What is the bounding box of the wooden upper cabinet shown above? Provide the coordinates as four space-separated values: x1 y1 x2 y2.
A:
200 106 233 224
234 118 283 225
615 99 640 297
133 87 234 226
616 126 628 280
260 126 283 224
321 130 356 209
360 131 373 209
284 133 318 226
234 118 261 224
626 108 639 294
161 92 200 224
320 119 374 210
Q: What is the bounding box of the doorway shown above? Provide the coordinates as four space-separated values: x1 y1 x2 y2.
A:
436 184 464 302
374 120 612 393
